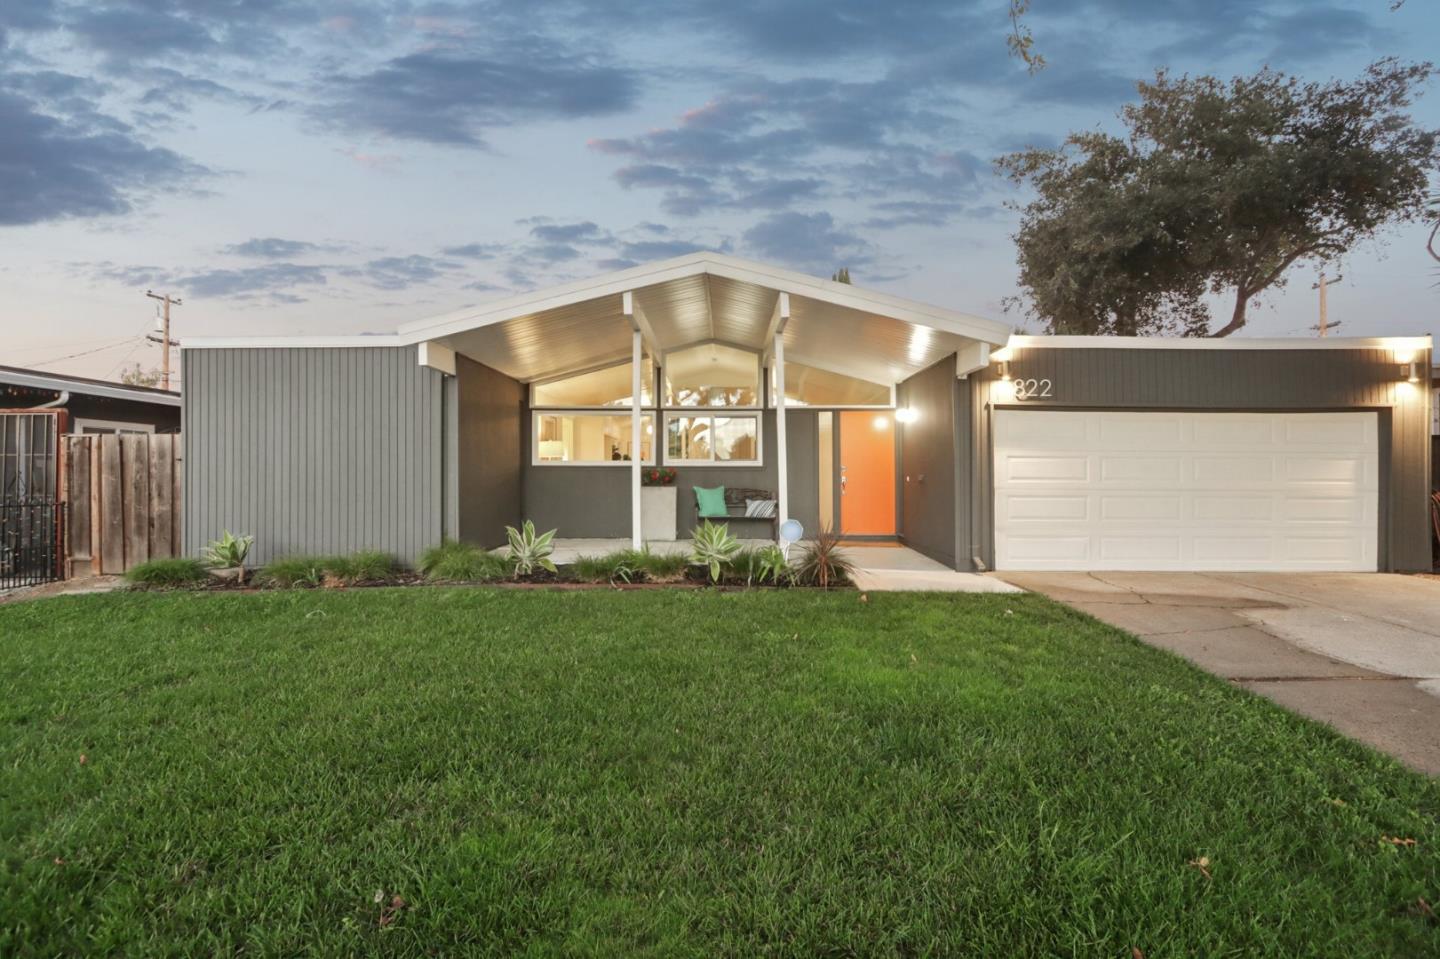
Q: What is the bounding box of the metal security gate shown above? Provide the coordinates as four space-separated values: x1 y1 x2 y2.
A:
1 410 66 588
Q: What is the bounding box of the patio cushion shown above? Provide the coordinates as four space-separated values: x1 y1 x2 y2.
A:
694 485 729 517
744 498 776 518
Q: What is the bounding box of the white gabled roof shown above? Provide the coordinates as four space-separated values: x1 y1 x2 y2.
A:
185 252 1012 386
398 252 1010 345
406 252 1011 385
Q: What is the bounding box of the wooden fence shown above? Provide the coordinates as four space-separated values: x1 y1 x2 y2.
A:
65 434 182 576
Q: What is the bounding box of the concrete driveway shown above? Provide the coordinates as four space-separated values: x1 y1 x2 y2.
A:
994 571 1440 776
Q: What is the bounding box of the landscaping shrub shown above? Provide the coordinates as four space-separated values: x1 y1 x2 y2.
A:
418 540 508 582
617 546 687 583
202 530 253 575
343 550 397 583
259 556 327 588
724 547 765 587
690 520 741 583
793 528 855 589
756 544 793 586
571 552 635 584
123 557 209 589
505 520 557 577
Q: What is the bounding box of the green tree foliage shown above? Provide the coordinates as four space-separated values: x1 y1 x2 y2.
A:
999 59 1439 336
831 267 851 284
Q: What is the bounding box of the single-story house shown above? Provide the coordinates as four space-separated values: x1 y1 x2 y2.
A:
0 365 181 434
181 253 1434 572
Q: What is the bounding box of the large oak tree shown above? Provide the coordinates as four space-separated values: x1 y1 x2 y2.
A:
999 59 1439 336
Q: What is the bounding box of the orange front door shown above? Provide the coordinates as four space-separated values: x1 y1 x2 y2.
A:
839 411 896 536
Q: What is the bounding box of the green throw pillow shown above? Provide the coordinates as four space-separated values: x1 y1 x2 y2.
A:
694 485 728 517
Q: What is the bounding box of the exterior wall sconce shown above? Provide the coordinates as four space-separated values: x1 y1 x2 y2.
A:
1404 361 1420 383
895 407 918 424
999 360 1012 382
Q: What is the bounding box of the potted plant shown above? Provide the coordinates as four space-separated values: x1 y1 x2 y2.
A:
641 467 678 541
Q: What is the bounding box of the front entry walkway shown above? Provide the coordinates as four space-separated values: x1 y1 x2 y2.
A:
995 571 1440 775
846 546 1021 593
545 539 1019 593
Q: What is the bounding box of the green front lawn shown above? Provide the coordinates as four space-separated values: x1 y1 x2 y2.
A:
2 589 1437 956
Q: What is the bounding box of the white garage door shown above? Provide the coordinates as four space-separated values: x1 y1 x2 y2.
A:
993 410 1378 572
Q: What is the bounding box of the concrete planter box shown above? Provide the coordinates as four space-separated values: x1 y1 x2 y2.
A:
641 486 678 541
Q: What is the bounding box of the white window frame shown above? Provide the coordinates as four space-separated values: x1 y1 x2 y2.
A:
530 410 657 466
662 411 764 467
528 358 658 410
661 341 763 411
72 418 155 435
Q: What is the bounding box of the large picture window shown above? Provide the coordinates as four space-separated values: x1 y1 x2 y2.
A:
531 358 654 408
534 412 655 465
664 343 760 408
665 413 761 465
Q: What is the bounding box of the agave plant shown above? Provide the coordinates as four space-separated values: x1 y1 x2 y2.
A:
756 544 792 586
505 520 558 576
690 520 741 583
203 530 254 577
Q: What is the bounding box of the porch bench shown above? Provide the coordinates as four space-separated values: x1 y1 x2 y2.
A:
694 486 778 535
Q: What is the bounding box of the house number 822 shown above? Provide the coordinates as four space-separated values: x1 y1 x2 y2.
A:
1014 378 1053 400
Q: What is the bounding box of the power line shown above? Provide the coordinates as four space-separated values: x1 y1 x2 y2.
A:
26 337 147 368
104 337 150 380
8 334 136 356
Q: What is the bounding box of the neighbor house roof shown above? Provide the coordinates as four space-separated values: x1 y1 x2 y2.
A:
0 364 182 407
184 252 1013 387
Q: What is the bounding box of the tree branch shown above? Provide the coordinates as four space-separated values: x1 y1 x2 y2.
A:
1250 244 1322 294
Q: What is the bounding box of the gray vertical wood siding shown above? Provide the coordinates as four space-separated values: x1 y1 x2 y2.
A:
182 346 445 565
896 356 961 567
964 345 1434 572
455 355 524 547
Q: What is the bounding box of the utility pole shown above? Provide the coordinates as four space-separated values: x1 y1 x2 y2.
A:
145 290 182 390
1309 271 1342 338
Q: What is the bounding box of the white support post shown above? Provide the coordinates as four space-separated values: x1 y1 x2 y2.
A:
631 328 643 549
773 325 789 534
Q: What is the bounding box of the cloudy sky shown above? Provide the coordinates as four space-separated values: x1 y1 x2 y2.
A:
3 0 1438 382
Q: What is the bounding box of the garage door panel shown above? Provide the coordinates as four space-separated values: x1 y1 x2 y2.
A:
1100 495 1182 521
1100 456 1182 483
1282 536 1371 564
1193 456 1274 484
1192 495 1275 522
994 410 1377 572
1098 415 1184 448
1192 416 1274 446
1284 455 1370 484
1003 494 1089 521
1282 497 1368 523
1283 416 1372 447
1000 411 1093 448
1099 535 1182 562
1004 535 1091 563
1192 536 1274 563
1006 455 1088 482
